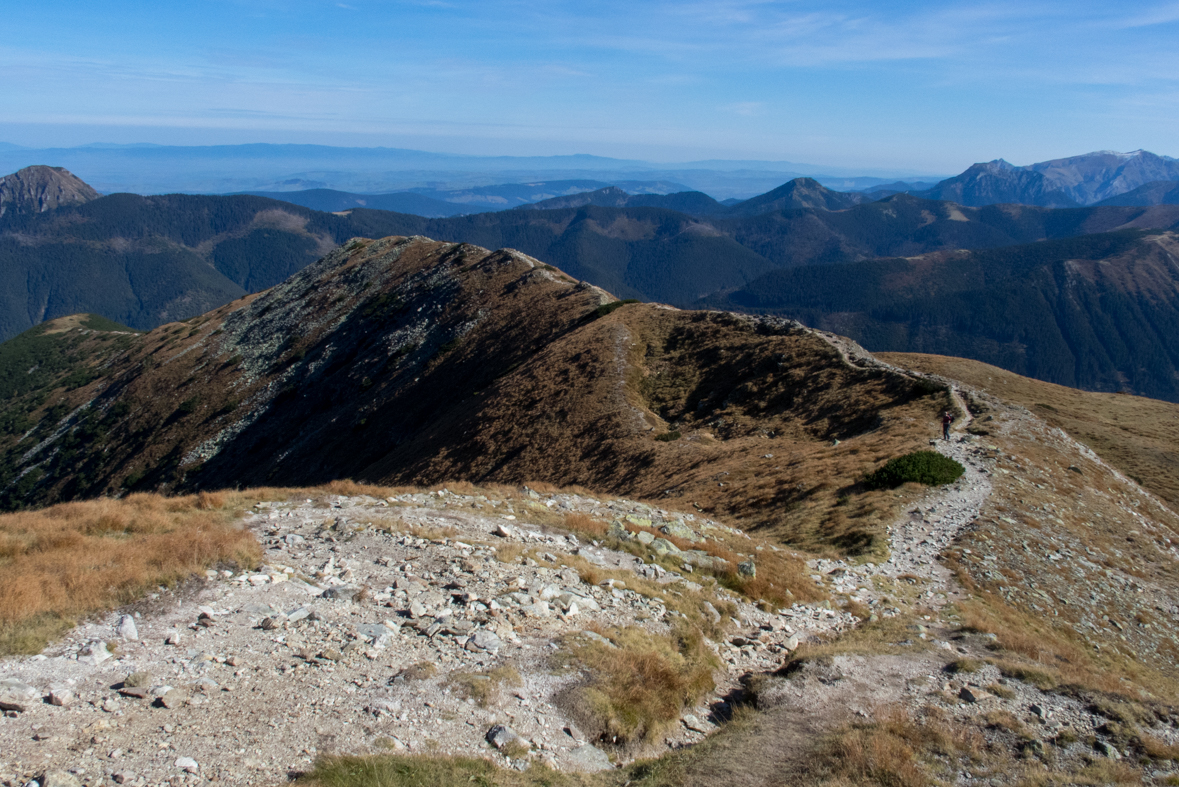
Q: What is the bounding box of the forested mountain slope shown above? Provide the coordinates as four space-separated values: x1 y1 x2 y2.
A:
0 193 422 340
705 230 1179 401
6 164 1179 344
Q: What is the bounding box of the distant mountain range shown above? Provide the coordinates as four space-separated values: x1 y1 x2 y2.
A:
5 142 1177 210
0 142 930 200
5 164 1179 400
242 180 694 217
0 167 425 340
913 150 1179 207
249 150 1179 215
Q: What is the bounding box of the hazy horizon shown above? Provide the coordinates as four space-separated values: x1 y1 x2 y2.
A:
5 2 1179 174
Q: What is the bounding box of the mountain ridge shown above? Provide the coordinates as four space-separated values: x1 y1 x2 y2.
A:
6 167 1179 404
704 229 1179 400
916 150 1179 207
4 233 1179 787
0 233 946 563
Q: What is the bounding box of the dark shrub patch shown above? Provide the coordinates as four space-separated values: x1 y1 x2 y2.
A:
864 450 964 489
594 299 640 319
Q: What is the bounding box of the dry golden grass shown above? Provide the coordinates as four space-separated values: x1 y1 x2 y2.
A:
0 492 259 654
880 352 1179 508
1141 734 1179 761
558 623 718 748
809 706 983 787
301 753 606 787
980 709 1027 735
945 657 984 674
492 542 528 565
563 511 609 537
954 589 1179 704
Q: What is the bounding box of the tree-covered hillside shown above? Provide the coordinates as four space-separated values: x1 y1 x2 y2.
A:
705 230 1179 401
0 194 423 340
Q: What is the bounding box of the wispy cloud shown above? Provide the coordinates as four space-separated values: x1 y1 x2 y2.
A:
1114 2 1179 28
4 0 1179 165
724 101 765 117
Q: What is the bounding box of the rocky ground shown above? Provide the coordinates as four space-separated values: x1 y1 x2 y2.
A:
3 383 1179 787
0 485 847 787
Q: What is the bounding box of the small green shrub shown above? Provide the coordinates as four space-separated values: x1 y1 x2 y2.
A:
177 396 201 415
655 430 682 442
864 450 964 489
594 299 640 319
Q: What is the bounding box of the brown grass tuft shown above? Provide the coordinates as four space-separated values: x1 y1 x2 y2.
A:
812 706 983 787
196 490 225 510
448 665 522 708
558 624 717 748
302 753 596 787
1141 734 1179 761
322 478 395 497
398 662 438 681
563 512 608 538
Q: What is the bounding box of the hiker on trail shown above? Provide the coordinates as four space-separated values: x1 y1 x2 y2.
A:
942 410 954 440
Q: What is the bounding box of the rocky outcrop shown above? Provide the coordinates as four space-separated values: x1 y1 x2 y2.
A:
0 165 99 219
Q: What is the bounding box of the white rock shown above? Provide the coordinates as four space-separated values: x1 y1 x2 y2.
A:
48 687 74 706
78 640 111 665
115 615 138 641
174 756 199 773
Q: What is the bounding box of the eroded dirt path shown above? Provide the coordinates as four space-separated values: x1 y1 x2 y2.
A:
676 378 999 787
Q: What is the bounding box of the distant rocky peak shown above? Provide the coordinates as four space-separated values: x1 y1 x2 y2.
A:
0 165 100 219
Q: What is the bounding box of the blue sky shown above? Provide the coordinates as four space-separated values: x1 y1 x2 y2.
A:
2 1 1178 172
